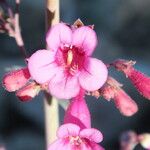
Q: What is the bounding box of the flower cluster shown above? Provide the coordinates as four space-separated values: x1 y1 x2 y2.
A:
2 19 150 150
48 90 104 150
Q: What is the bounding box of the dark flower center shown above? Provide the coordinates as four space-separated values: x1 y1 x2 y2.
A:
56 44 86 75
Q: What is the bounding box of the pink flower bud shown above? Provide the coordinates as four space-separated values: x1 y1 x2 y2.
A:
112 59 150 100
16 82 40 102
127 68 150 100
100 77 122 101
64 89 91 129
114 89 138 116
99 77 138 116
112 59 136 75
2 67 30 92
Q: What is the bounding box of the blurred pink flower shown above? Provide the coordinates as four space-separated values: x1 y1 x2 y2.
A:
48 123 104 150
114 89 138 117
28 23 108 99
64 89 91 129
2 67 30 92
16 82 41 102
2 67 41 101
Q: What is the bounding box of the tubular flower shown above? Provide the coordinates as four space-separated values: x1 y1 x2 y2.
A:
28 23 108 99
64 89 91 129
99 77 138 116
48 123 104 150
49 90 104 150
2 67 30 92
2 67 41 101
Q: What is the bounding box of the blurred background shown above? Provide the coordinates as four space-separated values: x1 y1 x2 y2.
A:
0 0 150 149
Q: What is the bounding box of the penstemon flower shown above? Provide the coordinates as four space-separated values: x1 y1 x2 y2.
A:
2 67 30 92
28 23 108 99
2 67 41 101
48 123 104 150
64 89 91 129
94 77 138 116
48 90 104 150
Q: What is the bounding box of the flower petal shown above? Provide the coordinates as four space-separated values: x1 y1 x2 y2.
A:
72 26 97 56
28 50 58 84
46 23 72 51
49 69 80 99
79 58 108 91
48 139 71 150
80 128 103 143
89 143 105 150
57 123 80 138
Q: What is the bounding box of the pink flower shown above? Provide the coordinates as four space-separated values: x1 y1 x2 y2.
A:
2 67 30 92
112 59 150 100
64 89 91 129
48 90 104 150
120 131 138 150
28 23 108 99
16 82 41 102
48 123 104 150
99 77 138 116
2 67 41 101
114 89 138 117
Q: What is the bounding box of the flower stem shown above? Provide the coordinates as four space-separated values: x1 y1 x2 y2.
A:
44 0 59 148
14 0 27 58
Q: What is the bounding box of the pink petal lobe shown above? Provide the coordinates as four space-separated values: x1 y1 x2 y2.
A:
89 143 105 150
80 128 103 143
46 23 72 51
48 139 71 150
28 50 58 84
79 58 108 91
72 26 97 56
49 70 80 99
2 67 30 92
57 123 80 138
80 143 92 150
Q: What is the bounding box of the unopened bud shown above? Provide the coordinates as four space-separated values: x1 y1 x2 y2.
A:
112 59 150 100
99 77 138 116
2 67 30 92
114 89 138 116
16 82 40 102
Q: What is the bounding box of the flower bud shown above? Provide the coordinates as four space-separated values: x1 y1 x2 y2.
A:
16 82 41 102
114 89 138 116
112 59 150 100
3 67 30 92
99 77 138 116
